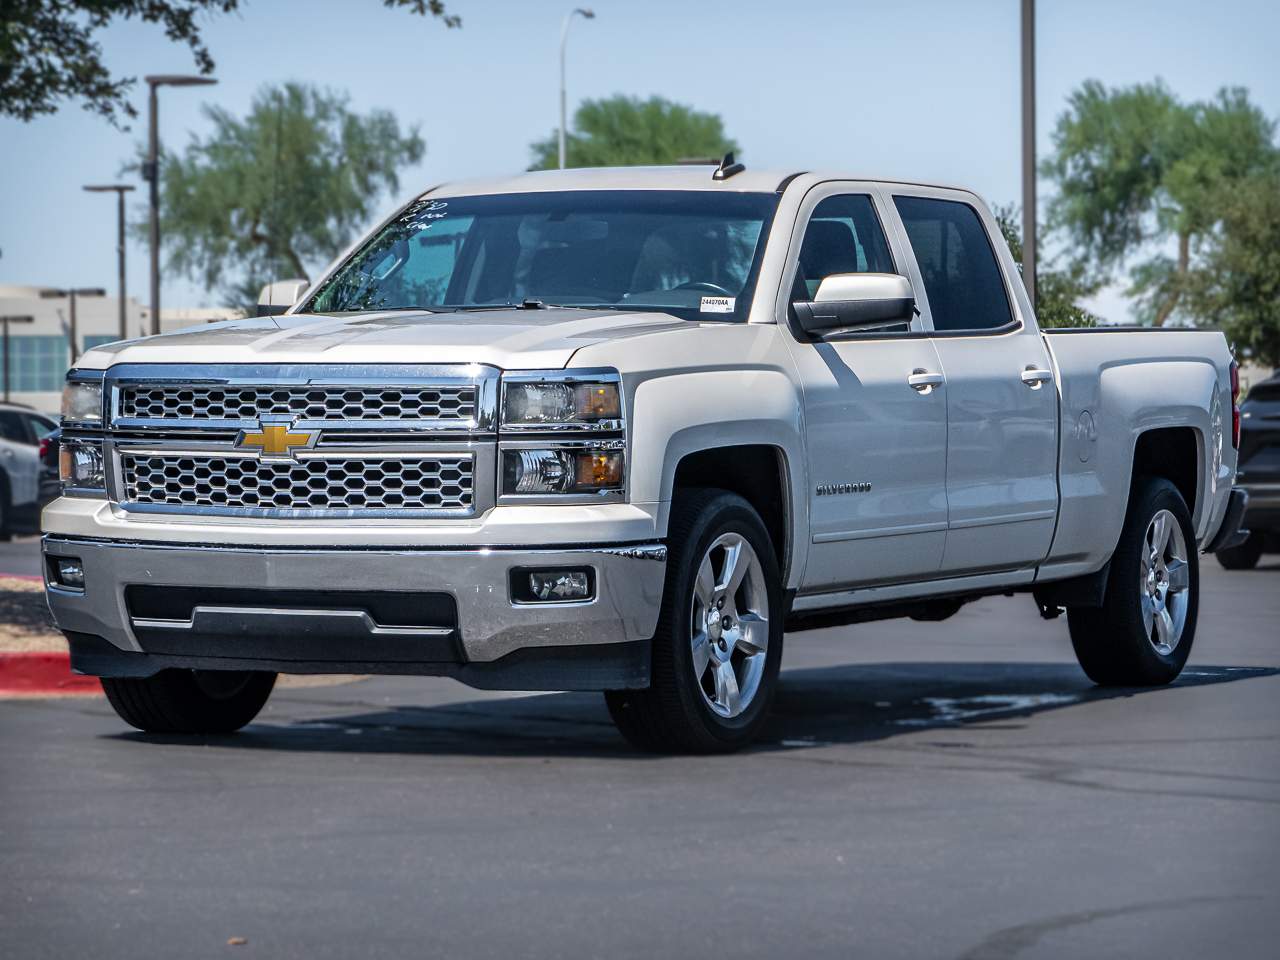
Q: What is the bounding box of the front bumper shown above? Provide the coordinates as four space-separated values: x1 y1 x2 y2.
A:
43 536 666 690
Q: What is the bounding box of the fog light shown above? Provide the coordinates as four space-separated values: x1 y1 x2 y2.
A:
512 568 594 603
52 558 85 590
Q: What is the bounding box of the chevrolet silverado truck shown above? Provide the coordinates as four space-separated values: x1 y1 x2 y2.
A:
44 163 1248 752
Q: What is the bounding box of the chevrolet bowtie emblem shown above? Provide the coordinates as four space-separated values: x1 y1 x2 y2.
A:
235 419 317 459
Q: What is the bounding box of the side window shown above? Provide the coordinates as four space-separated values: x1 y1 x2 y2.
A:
893 196 1013 332
0 411 30 445
794 195 895 300
26 415 56 443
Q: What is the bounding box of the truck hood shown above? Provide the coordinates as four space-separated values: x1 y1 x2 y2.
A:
79 307 691 371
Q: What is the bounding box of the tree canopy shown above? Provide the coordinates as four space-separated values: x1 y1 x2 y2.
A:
0 1 458 126
993 204 1100 329
151 83 424 310
1042 80 1277 327
529 95 738 170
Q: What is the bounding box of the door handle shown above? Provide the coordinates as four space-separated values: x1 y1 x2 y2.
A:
1021 366 1053 388
908 369 945 393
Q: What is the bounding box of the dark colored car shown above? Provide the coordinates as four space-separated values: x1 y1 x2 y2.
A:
1218 373 1280 569
39 425 61 505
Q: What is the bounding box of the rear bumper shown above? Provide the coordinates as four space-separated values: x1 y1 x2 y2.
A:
43 536 666 690
1205 488 1250 553
1239 482 1280 531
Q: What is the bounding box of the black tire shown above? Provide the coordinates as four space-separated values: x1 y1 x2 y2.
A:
605 489 784 753
1215 531 1264 570
1067 477 1198 686
101 669 276 734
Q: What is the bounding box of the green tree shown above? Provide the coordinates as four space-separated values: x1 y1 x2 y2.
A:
1042 80 1276 326
993 204 1101 328
151 82 424 310
529 95 738 170
0 1 458 126
1189 169 1280 366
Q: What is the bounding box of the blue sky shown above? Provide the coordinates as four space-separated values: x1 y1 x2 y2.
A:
2 0 1278 320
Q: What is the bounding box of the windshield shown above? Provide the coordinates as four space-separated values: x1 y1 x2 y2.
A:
305 190 779 322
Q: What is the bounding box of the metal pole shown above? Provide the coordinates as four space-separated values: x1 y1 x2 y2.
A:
559 15 570 169
2 318 9 404
117 188 128 341
148 81 161 336
69 290 78 363
1020 0 1037 312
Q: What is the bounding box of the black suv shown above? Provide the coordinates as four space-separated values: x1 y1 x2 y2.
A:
1219 373 1280 569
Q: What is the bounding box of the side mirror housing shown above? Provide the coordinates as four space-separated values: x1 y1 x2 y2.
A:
792 273 915 336
256 279 309 317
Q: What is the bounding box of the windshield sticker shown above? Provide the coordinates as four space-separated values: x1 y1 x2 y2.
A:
700 296 736 314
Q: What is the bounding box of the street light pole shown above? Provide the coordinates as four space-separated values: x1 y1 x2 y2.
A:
143 74 218 337
1021 0 1037 311
559 8 595 170
40 288 106 365
0 316 34 403
83 184 136 342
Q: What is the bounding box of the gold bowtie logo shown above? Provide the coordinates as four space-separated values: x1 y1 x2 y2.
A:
235 420 317 459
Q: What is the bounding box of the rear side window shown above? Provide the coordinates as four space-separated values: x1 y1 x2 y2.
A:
893 196 1013 332
0 411 30 444
794 195 895 300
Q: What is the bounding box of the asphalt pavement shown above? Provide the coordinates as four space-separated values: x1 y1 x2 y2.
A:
2 548 1278 959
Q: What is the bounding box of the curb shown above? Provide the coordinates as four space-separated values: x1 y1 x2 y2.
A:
0 652 102 697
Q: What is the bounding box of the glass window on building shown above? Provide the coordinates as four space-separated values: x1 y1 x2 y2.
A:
83 335 119 352
0 336 70 393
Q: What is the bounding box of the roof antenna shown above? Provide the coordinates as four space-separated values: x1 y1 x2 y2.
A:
712 151 745 181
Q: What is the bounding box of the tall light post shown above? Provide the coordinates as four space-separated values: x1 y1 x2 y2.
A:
0 315 34 403
83 184 136 342
144 74 217 336
40 288 106 365
1020 0 1037 311
559 8 595 170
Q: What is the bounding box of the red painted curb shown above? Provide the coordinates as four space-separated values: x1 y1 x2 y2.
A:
0 571 44 583
0 652 102 697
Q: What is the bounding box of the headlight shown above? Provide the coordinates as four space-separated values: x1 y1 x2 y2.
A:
59 440 106 492
61 379 104 426
502 447 624 496
501 371 622 431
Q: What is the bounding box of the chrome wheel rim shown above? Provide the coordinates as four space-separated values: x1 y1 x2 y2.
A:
1140 509 1190 656
690 533 769 719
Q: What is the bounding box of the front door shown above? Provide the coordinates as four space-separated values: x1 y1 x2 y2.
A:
891 193 1058 575
784 190 949 592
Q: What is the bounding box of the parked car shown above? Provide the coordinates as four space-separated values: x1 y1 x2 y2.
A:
43 163 1246 751
38 426 61 505
1217 373 1280 569
0 402 58 540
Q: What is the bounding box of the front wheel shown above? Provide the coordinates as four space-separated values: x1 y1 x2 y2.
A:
1067 477 1198 685
605 489 783 753
101 669 276 734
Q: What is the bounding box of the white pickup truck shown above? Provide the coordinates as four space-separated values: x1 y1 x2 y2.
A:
44 162 1248 751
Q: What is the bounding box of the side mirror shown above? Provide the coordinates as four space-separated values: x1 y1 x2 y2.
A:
256 279 309 318
792 273 916 336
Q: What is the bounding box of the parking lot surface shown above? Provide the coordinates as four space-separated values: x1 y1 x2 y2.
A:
2 559 1278 959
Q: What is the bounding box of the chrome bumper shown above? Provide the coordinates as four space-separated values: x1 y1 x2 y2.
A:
43 536 666 688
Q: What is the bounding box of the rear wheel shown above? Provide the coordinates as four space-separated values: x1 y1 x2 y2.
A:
605 489 783 753
1215 531 1263 570
101 669 276 734
1068 477 1197 685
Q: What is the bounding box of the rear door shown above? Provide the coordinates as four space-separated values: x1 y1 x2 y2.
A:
781 185 949 591
888 192 1058 576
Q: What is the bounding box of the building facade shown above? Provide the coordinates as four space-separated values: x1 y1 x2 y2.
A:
0 285 241 412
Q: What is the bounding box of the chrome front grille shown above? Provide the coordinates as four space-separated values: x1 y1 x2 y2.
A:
120 453 474 513
119 384 477 425
104 364 499 519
